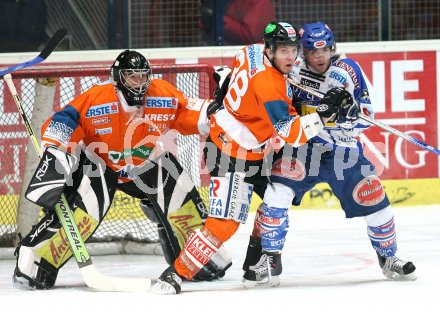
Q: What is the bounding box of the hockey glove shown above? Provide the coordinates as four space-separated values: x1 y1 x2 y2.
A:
336 99 360 129
317 87 354 123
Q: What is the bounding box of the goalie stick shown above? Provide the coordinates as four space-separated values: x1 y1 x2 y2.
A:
3 39 150 292
0 29 67 78
287 77 440 156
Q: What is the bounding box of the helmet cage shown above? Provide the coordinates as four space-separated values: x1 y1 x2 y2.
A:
118 68 152 97
111 50 152 107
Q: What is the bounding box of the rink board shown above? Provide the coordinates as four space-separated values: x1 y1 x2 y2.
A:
2 178 439 225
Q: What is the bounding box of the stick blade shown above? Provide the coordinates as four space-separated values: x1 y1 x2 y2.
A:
81 264 151 292
39 28 67 59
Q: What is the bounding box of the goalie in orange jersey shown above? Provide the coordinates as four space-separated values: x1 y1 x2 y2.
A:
152 21 356 294
13 50 231 289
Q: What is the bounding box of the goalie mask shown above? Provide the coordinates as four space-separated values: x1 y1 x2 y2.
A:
111 50 152 107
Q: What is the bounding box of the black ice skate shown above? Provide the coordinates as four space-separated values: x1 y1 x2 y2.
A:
151 265 183 294
377 252 416 281
243 251 282 287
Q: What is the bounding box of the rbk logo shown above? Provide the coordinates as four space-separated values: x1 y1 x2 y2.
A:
35 155 53 181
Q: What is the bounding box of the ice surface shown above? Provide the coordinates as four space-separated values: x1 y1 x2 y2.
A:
1 206 438 312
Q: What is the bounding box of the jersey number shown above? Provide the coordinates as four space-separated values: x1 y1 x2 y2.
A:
225 51 249 112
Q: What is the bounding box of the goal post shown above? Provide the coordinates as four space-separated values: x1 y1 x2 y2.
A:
0 63 215 257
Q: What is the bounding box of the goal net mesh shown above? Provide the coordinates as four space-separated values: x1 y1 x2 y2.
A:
0 63 214 248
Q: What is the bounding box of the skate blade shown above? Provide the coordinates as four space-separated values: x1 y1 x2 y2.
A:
243 276 280 288
385 272 417 281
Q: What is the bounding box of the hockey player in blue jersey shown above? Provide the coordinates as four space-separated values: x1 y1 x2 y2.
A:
242 21 416 286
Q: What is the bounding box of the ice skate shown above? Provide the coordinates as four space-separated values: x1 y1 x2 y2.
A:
243 252 282 287
377 252 416 281
151 265 183 294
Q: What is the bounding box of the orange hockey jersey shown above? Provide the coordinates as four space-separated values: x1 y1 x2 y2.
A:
209 43 322 160
41 79 210 182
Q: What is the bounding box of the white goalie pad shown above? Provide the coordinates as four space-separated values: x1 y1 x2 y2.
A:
25 145 78 209
208 172 253 223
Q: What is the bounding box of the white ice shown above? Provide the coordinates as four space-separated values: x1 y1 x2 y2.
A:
1 206 439 312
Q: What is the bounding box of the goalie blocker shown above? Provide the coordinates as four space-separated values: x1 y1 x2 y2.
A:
14 147 231 289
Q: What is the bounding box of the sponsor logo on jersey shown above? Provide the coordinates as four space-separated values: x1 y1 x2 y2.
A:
145 113 175 121
145 97 177 108
45 120 74 145
92 117 110 125
86 102 118 118
329 71 347 86
109 151 122 163
109 146 153 164
271 157 306 181
334 61 360 89
301 78 321 90
95 127 112 135
352 175 386 206
247 44 264 77
299 68 326 81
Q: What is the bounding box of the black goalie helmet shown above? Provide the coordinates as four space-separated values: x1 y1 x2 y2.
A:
111 50 152 107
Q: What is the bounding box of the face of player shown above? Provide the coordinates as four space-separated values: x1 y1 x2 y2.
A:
268 45 299 74
303 47 332 74
121 69 151 94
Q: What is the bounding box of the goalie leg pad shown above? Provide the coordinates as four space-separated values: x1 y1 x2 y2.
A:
364 205 397 257
25 145 78 209
13 245 58 290
208 172 253 224
140 198 181 265
13 220 61 290
13 154 118 289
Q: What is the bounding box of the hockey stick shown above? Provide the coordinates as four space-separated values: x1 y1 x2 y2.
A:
0 29 67 78
4 81 150 290
287 77 440 156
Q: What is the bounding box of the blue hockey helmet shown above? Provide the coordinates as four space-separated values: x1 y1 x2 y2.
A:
300 21 335 51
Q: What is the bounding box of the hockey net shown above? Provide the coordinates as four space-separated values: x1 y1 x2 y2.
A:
0 63 214 252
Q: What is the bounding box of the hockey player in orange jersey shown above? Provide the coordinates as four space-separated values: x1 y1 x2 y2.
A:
152 22 356 294
13 50 231 289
